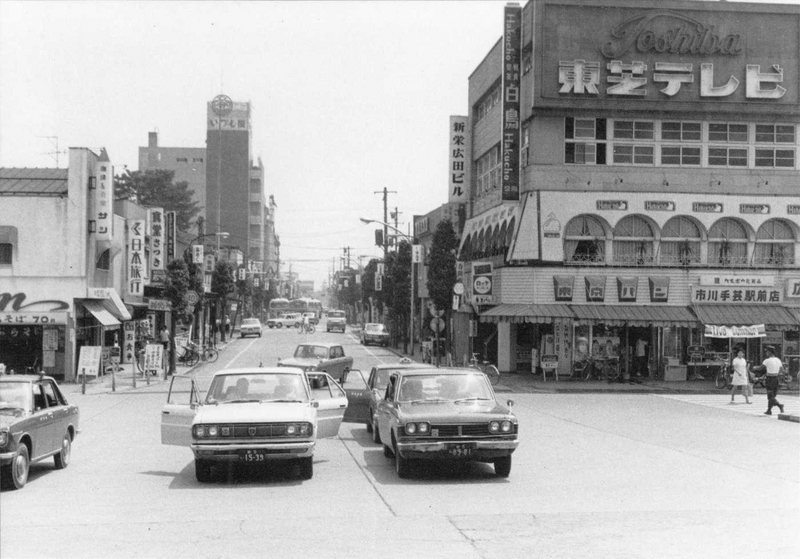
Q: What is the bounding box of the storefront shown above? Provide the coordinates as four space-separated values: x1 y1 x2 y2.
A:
0 310 69 377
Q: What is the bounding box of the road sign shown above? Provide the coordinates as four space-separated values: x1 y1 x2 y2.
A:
430 317 445 333
184 291 199 306
109 347 121 364
453 282 464 295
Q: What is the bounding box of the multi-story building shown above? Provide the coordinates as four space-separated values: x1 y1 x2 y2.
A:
138 131 206 221
456 0 800 380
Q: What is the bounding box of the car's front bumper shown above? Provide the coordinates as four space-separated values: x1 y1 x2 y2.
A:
240 329 261 335
396 438 518 460
191 441 315 462
363 336 389 344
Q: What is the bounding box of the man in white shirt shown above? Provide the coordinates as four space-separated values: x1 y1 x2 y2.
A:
754 346 785 415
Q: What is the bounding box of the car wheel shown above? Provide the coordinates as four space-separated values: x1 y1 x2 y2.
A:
371 417 381 444
298 456 313 480
277 323 283 329
240 334 245 338
383 444 393 458
258 333 262 337
3 444 30 490
53 431 72 469
195 459 213 483
494 455 512 478
395 448 411 479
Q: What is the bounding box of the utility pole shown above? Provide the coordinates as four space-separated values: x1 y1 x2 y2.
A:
374 187 396 258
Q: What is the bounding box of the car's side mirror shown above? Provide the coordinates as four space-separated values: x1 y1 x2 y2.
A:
507 399 515 408
311 401 319 408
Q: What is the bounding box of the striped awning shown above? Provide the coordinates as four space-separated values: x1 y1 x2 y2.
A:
692 305 799 330
571 305 697 327
480 304 576 323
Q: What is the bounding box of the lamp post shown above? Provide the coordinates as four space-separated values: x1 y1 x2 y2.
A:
360 217 415 356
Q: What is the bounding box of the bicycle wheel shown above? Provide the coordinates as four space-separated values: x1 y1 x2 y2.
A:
714 369 728 389
204 347 219 363
135 352 145 374
483 365 501 386
603 361 620 382
185 349 200 367
296 323 304 334
307 324 316 334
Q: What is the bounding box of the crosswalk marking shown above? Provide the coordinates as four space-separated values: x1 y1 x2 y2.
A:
656 393 800 418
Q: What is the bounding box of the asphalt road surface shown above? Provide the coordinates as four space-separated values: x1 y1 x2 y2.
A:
2 323 798 559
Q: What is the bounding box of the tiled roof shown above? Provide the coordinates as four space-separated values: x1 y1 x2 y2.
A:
0 168 69 195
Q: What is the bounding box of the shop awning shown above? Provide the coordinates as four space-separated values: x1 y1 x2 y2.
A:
571 305 697 327
86 288 132 321
692 305 799 331
480 304 576 323
80 300 120 328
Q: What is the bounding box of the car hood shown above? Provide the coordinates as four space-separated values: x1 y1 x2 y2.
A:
279 357 321 367
195 402 315 424
396 400 514 422
0 411 27 428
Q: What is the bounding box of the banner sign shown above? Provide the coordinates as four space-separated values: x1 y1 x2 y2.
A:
448 116 469 203
144 343 164 372
692 285 782 304
193 245 204 265
704 324 766 338
127 219 146 297
501 3 521 201
123 321 135 364
165 211 176 264
472 262 494 305
148 208 165 271
701 275 774 287
786 278 800 299
93 160 113 241
77 346 102 378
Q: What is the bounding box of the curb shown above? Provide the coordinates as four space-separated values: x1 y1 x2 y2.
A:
777 413 800 423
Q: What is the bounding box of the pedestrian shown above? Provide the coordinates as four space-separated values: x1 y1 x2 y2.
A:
225 315 231 336
729 348 751 404
635 338 648 377
753 346 785 415
160 325 170 350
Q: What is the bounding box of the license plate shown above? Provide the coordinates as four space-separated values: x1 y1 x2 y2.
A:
446 443 475 458
240 451 267 462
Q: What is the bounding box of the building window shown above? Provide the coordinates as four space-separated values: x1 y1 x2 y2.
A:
661 146 701 166
661 121 701 142
753 219 796 266
96 249 110 271
660 216 702 266
176 157 188 162
612 215 654 266
521 123 530 167
708 123 748 143
476 145 501 196
475 85 501 122
249 202 261 216
192 157 204 163
708 147 748 167
755 124 795 144
755 148 795 168
755 124 795 168
613 145 654 165
709 218 749 267
0 243 12 265
564 215 606 263
565 118 606 165
250 178 262 193
613 120 654 140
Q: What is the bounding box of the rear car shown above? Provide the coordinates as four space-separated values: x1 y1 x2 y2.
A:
360 323 389 346
375 368 518 479
326 310 346 333
239 318 263 338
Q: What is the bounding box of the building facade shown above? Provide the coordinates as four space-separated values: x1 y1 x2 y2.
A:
456 0 800 379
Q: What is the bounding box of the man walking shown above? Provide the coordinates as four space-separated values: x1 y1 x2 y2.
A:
754 346 785 416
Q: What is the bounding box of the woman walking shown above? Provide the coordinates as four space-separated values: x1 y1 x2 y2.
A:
729 348 751 404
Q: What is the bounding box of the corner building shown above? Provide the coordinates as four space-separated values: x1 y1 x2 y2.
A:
457 0 800 380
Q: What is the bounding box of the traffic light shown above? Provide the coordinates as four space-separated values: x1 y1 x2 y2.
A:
375 229 383 247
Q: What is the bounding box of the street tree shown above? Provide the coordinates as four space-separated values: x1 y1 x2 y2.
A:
114 169 201 232
163 259 202 374
388 240 412 351
426 220 459 355
211 260 236 342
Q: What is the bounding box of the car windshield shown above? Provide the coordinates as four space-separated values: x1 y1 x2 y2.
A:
329 311 345 318
205 373 309 404
294 345 329 359
365 324 385 333
242 319 259 325
0 382 32 412
397 373 493 402
373 367 411 390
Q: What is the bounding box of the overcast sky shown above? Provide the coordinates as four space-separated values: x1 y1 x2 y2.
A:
0 0 792 288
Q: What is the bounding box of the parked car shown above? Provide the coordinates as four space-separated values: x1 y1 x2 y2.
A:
302 312 319 326
160 367 348 482
239 318 263 338
267 313 301 329
375 368 518 479
326 310 346 333
341 358 423 434
0 374 80 490
277 343 353 383
360 323 390 346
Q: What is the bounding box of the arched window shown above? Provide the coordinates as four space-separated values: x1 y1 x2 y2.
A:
709 218 749 267
613 215 654 266
505 217 516 248
498 221 508 255
476 229 486 259
460 234 472 261
753 219 796 266
96 249 111 271
564 215 606 263
660 216 702 266
490 224 501 255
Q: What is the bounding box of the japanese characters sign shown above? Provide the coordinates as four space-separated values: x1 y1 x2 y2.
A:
701 275 774 287
148 208 165 271
127 219 146 297
691 285 782 304
123 321 135 363
553 276 574 301
501 4 521 201
93 160 113 241
585 276 606 302
472 262 494 305
648 277 670 302
617 277 638 302
77 346 102 378
165 211 176 264
785 278 800 299
448 116 468 203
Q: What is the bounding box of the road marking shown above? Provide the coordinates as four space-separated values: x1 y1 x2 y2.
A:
655 393 800 418
221 337 260 369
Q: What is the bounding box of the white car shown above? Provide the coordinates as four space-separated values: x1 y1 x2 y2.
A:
239 318 262 338
267 313 302 329
160 367 348 482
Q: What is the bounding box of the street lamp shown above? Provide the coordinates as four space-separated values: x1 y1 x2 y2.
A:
360 217 416 356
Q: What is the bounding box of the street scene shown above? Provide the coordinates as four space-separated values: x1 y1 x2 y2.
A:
2 0 800 558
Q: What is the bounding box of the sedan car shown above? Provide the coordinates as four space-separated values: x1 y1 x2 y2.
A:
266 313 301 329
239 318 263 338
0 374 80 490
360 323 390 347
325 310 346 333
277 343 353 383
160 367 348 482
375 368 518 479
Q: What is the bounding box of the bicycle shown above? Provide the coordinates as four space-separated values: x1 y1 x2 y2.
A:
597 357 621 382
468 353 500 386
571 358 595 381
296 322 316 334
186 340 218 363
175 344 199 367
714 361 732 389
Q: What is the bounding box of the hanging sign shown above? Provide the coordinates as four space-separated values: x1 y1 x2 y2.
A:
448 116 469 203
704 324 766 338
148 208 165 271
127 219 146 297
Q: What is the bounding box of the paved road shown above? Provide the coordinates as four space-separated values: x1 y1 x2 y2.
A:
2 323 798 559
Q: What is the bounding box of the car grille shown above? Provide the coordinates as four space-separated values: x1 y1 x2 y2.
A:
225 423 304 438
423 423 518 438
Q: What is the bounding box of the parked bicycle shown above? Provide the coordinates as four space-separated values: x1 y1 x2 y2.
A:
468 353 500 386
187 340 218 363
175 343 200 367
714 361 733 389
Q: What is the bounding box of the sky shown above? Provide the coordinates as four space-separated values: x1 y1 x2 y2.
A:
0 0 794 289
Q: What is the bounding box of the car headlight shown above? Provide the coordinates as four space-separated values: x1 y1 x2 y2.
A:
0 431 8 446
193 425 219 438
286 423 312 436
489 420 513 433
489 421 500 433
501 421 512 433
403 422 430 435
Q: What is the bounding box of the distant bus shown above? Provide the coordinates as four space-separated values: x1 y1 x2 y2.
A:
289 298 322 318
268 298 290 318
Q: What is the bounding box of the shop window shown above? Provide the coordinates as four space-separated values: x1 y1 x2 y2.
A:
0 226 17 265
564 215 606 263
708 218 749 267
753 219 796 266
660 216 702 266
612 215 654 266
176 157 188 162
193 157 204 163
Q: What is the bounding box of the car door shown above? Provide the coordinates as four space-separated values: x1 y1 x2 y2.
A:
160 375 200 447
376 375 399 445
31 381 59 459
341 369 370 424
311 373 348 438
41 380 70 452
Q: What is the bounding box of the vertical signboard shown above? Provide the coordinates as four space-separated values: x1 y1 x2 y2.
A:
471 262 494 305
501 3 522 201
148 208 165 271
127 219 146 297
122 321 136 364
193 245 205 265
165 211 176 264
448 116 469 203
94 159 113 240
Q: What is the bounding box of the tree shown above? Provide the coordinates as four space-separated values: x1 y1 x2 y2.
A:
162 259 201 374
211 260 236 342
388 241 411 351
426 221 459 359
114 169 201 232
